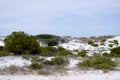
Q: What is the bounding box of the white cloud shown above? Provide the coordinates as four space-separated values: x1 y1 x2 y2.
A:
1 0 120 18
0 0 120 36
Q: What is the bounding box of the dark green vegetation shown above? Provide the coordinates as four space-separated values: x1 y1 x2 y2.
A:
0 50 9 57
44 57 68 65
77 50 87 57
88 40 99 47
40 46 72 56
102 52 110 57
4 31 40 55
30 62 42 70
29 56 68 73
88 40 94 45
101 46 120 58
110 46 120 57
113 40 119 45
79 35 114 43
0 46 9 57
2 31 71 57
36 34 65 46
78 55 116 71
108 40 119 48
108 44 113 47
0 46 4 50
93 35 114 42
30 56 69 66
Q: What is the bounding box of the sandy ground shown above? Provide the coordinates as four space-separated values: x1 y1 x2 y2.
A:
0 70 120 80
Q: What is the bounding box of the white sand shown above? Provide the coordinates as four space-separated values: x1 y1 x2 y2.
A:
0 41 4 46
0 56 31 69
0 70 120 80
68 58 79 68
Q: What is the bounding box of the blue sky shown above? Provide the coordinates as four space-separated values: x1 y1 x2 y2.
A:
0 0 120 37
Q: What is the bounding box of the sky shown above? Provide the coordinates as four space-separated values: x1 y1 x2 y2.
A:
0 0 120 37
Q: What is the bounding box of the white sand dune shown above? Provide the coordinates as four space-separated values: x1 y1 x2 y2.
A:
0 41 4 46
0 36 120 80
0 70 120 80
0 56 31 69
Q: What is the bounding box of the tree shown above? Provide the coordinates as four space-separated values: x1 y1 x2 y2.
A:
4 31 40 55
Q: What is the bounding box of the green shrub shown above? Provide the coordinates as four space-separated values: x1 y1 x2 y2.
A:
4 31 40 55
78 56 116 70
22 54 31 60
102 52 110 57
47 39 58 46
110 46 120 57
36 34 65 46
59 51 68 56
31 56 46 64
88 40 99 47
40 46 71 56
88 40 93 45
113 40 119 45
30 62 42 70
101 39 106 42
44 57 68 65
57 46 66 52
78 50 87 57
0 50 9 57
92 44 99 47
0 46 4 50
73 49 79 52
109 41 113 43
108 44 113 47
100 42 105 45
40 46 57 56
36 34 54 39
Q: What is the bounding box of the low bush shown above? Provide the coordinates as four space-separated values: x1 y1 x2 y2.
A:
110 46 120 57
40 46 71 56
36 34 65 46
88 40 99 47
78 50 87 57
102 52 110 57
22 54 31 60
40 46 57 56
113 40 119 45
57 46 66 52
101 39 106 43
78 56 116 70
30 62 42 70
108 44 113 47
58 51 68 56
88 40 94 45
100 42 105 45
0 46 4 50
108 40 119 46
44 57 68 65
92 44 99 47
0 50 9 57
109 41 113 43
73 49 79 52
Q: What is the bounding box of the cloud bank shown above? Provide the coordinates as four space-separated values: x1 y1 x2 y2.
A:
0 0 120 36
